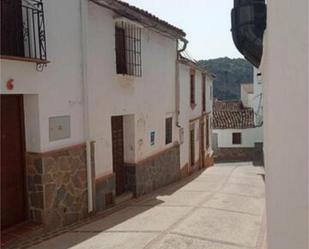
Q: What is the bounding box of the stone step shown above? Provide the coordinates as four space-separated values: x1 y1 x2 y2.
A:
115 191 134 205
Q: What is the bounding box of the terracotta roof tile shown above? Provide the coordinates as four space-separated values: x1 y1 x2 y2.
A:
213 100 244 111
92 0 186 37
213 100 255 129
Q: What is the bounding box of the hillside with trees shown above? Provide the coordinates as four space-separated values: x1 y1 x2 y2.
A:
198 57 253 100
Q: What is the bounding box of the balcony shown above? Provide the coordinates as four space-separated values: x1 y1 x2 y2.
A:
1 0 49 66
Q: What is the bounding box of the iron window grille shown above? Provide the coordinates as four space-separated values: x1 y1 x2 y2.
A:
115 21 142 77
1 0 47 62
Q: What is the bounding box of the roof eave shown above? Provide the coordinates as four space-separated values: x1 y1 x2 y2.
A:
90 0 186 39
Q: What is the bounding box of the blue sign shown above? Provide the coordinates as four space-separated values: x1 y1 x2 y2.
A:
150 131 155 146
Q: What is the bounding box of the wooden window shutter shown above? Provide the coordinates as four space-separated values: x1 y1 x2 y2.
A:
232 132 242 144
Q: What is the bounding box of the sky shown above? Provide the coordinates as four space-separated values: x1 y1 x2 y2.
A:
122 0 243 60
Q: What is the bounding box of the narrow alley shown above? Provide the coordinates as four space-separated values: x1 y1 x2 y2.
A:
26 163 266 249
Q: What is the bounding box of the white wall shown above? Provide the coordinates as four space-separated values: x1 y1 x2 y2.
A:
241 84 253 108
261 0 308 248
213 127 263 148
0 0 85 153
87 2 178 177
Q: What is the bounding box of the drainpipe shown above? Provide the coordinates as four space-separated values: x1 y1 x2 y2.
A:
175 37 188 127
80 0 93 213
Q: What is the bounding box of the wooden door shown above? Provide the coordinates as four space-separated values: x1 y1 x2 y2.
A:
190 128 195 167
1 95 27 229
200 121 205 168
111 116 126 196
206 116 210 149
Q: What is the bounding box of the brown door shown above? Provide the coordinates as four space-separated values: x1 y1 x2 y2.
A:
200 121 205 168
111 116 126 196
1 95 27 229
206 115 210 150
190 128 195 167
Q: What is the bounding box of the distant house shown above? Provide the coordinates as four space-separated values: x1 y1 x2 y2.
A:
178 55 215 176
212 100 263 163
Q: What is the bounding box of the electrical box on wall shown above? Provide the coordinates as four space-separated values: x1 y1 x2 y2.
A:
49 115 71 141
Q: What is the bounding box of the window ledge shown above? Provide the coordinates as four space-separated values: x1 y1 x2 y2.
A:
0 55 50 64
117 73 142 79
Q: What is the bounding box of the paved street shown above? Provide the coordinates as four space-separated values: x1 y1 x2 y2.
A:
30 163 266 249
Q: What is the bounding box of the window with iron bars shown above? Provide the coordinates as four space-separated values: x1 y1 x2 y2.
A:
0 0 47 61
190 70 195 105
115 21 142 77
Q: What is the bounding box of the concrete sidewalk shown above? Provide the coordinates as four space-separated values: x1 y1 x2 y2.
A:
29 162 266 249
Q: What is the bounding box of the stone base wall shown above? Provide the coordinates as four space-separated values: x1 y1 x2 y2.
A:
126 144 181 197
214 143 264 165
95 173 116 212
26 144 89 230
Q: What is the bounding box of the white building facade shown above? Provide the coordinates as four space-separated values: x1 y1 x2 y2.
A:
231 0 308 247
212 100 263 163
0 0 213 231
261 0 308 248
178 57 214 176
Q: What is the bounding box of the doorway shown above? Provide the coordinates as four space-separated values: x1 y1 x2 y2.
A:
1 94 27 229
111 116 126 196
200 120 205 168
190 127 195 167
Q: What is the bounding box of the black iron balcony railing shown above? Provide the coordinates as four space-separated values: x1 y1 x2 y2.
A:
1 0 47 63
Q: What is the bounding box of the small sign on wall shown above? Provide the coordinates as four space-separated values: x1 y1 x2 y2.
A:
49 115 71 141
150 131 155 146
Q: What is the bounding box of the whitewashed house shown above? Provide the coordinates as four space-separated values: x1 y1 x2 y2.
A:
178 56 215 176
231 0 308 247
260 2 308 248
0 0 213 232
212 100 263 162
213 66 263 163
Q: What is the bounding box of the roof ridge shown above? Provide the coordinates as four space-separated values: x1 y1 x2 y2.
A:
92 0 186 37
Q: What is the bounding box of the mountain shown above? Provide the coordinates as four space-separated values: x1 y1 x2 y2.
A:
198 57 253 100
